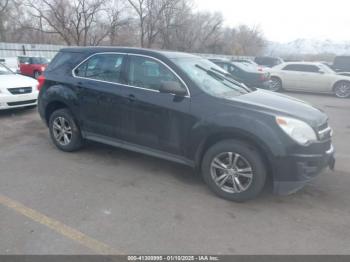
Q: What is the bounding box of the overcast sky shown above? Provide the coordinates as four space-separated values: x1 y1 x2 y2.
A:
195 0 350 43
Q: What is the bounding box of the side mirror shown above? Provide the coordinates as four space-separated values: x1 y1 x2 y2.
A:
318 70 325 74
159 81 187 96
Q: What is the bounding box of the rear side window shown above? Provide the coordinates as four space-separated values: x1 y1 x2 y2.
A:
74 53 126 84
127 55 184 91
46 52 75 72
283 64 320 73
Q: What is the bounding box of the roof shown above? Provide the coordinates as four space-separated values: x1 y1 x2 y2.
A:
281 61 323 65
60 46 198 59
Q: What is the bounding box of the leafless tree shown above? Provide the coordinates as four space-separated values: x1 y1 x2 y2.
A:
127 0 182 48
0 0 266 55
0 0 10 41
25 0 109 45
231 25 266 56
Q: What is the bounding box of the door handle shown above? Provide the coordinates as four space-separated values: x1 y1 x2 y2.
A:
128 94 136 102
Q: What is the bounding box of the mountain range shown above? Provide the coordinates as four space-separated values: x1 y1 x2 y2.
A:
266 39 350 56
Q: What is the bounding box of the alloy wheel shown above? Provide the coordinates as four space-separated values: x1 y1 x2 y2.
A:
210 152 254 194
335 83 350 98
269 78 281 92
52 116 73 146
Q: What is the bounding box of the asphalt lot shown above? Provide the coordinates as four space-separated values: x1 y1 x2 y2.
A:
0 92 349 255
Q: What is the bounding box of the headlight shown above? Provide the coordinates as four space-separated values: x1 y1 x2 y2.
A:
276 116 317 145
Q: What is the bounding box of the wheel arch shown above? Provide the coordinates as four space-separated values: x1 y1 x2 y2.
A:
270 75 282 83
332 79 350 91
195 130 275 182
44 100 70 125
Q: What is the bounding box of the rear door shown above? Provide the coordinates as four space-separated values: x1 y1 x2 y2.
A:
73 53 129 138
122 54 192 157
278 64 301 90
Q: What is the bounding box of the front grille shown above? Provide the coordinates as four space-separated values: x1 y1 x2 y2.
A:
8 87 32 95
317 122 332 141
7 99 36 106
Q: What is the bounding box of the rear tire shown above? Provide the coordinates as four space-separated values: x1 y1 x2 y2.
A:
334 81 350 98
201 139 267 202
269 77 283 92
49 108 83 152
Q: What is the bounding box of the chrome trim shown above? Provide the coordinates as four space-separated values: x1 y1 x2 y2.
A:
326 144 334 155
71 52 191 98
318 126 332 136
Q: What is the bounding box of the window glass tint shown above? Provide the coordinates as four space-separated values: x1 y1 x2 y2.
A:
31 57 49 64
75 54 125 84
47 52 74 72
18 57 30 64
283 64 320 72
128 55 184 91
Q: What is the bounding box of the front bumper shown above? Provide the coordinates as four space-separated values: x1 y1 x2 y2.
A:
0 91 39 110
273 144 335 195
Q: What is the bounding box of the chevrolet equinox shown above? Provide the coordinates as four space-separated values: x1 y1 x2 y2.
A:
38 47 335 201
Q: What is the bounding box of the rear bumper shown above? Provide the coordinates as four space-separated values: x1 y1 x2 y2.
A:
256 80 272 89
273 144 335 195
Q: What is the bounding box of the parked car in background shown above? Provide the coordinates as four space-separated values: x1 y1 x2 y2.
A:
38 47 335 201
231 59 265 72
269 62 350 98
210 59 271 89
0 62 39 110
255 56 284 68
332 56 350 72
18 56 49 79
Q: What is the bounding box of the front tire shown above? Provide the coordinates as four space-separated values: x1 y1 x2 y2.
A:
334 81 350 98
49 108 83 152
269 77 282 92
33 71 41 79
201 140 267 202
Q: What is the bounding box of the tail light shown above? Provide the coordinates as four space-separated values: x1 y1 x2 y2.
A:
37 75 46 91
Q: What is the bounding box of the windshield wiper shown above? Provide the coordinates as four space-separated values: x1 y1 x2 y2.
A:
209 67 254 92
195 64 249 93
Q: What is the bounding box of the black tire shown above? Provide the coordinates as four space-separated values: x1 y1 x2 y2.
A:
334 81 350 98
269 77 282 92
33 71 41 79
49 108 83 152
201 139 267 202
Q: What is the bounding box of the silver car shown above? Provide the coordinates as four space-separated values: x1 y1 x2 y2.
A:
268 62 350 98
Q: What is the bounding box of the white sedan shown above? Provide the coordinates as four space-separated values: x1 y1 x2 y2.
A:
268 62 350 98
0 63 39 110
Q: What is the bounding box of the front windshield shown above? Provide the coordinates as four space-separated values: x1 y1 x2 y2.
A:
0 63 14 75
172 57 252 98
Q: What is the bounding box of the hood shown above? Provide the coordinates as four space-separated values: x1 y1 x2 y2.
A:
226 89 328 128
0 74 38 89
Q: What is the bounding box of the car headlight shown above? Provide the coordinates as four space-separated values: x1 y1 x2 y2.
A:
276 116 317 146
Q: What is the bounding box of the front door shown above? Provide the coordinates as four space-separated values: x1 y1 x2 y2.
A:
122 54 192 157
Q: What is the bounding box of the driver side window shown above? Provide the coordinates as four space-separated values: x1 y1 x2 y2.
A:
127 55 185 91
